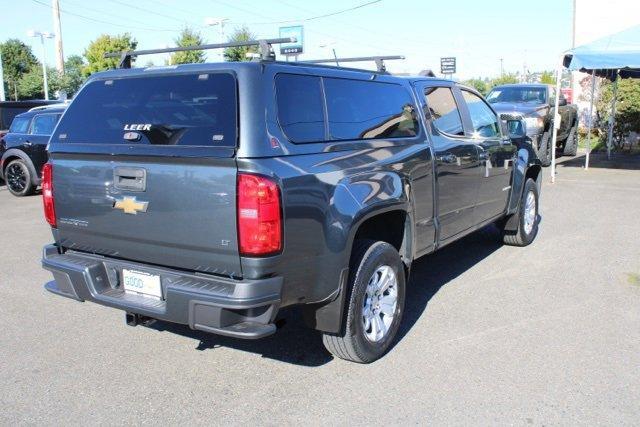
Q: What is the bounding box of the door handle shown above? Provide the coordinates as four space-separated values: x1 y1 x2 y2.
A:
437 153 458 164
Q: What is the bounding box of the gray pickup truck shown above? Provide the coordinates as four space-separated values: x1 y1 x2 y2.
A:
487 83 579 166
41 41 542 363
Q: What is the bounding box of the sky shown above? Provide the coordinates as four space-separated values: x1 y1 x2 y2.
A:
1 0 575 79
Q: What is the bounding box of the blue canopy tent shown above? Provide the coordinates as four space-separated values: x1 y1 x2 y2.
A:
549 25 640 182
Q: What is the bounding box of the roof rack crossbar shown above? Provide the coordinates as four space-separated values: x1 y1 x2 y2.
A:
303 55 405 72
104 37 296 69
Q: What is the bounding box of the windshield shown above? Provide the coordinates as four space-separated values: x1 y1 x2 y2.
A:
53 72 237 147
486 87 546 104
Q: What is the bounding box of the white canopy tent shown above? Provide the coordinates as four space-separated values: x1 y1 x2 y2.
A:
549 25 640 183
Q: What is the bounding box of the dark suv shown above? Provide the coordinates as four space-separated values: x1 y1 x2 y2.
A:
0 100 61 134
40 43 542 363
0 105 66 196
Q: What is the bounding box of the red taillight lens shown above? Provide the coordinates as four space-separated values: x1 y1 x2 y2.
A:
42 163 56 228
237 173 282 256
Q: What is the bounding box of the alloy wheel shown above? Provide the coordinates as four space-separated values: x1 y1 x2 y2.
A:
523 190 536 235
6 163 27 193
362 265 398 342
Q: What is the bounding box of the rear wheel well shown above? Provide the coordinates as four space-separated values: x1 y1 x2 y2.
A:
353 210 406 254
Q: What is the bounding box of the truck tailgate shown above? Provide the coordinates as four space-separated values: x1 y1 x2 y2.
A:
52 155 241 277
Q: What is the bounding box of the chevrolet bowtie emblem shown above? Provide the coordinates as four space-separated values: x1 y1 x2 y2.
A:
113 196 149 215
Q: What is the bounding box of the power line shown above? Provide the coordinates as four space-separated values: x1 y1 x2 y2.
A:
30 0 178 32
273 0 431 49
60 0 179 32
106 0 199 27
208 0 389 52
211 0 383 25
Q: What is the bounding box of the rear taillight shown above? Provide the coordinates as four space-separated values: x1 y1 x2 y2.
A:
237 173 282 256
42 163 56 228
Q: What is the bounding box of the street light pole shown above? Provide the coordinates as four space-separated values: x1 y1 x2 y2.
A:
28 30 54 100
0 50 5 101
204 17 229 62
40 34 49 100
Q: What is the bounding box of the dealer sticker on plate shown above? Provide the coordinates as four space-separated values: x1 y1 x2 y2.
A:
122 269 162 299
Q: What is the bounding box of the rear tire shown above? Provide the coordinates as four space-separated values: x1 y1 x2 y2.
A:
562 124 578 156
322 240 406 363
537 131 552 167
501 178 539 247
5 159 35 197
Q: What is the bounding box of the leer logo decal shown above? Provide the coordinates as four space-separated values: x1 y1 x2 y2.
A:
113 196 149 215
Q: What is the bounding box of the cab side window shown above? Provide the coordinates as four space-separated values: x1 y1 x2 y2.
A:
323 78 418 140
275 74 325 143
424 87 464 136
30 114 60 135
461 90 500 138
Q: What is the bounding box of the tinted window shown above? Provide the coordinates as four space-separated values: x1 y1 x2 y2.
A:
425 87 464 136
30 114 60 135
324 78 418 140
462 90 500 138
53 73 237 146
275 74 325 143
9 117 30 134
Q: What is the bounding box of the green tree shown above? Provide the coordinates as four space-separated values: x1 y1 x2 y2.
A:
488 73 518 89
597 78 640 146
462 78 488 95
540 71 555 85
0 39 39 100
58 55 86 97
83 33 137 76
170 27 205 65
223 26 258 62
17 66 62 99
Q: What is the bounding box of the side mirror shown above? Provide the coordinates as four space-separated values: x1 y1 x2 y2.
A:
504 119 526 139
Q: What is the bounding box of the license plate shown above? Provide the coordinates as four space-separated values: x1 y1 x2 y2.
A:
122 269 162 299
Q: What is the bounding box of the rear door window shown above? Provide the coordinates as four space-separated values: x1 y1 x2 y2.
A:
9 117 30 134
275 74 325 143
324 78 418 140
30 114 60 135
424 86 464 136
53 73 237 147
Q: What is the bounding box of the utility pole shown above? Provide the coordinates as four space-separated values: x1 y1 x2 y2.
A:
52 0 65 73
499 58 504 77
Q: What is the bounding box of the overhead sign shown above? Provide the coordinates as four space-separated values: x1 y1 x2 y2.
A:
279 26 304 55
440 57 456 75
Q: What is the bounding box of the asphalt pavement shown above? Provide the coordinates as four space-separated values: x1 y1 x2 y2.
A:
1 153 638 425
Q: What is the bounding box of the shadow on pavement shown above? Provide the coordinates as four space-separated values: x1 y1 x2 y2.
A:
147 224 506 367
558 152 640 170
395 225 503 344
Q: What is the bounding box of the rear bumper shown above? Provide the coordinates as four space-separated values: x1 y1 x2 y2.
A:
41 245 282 339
